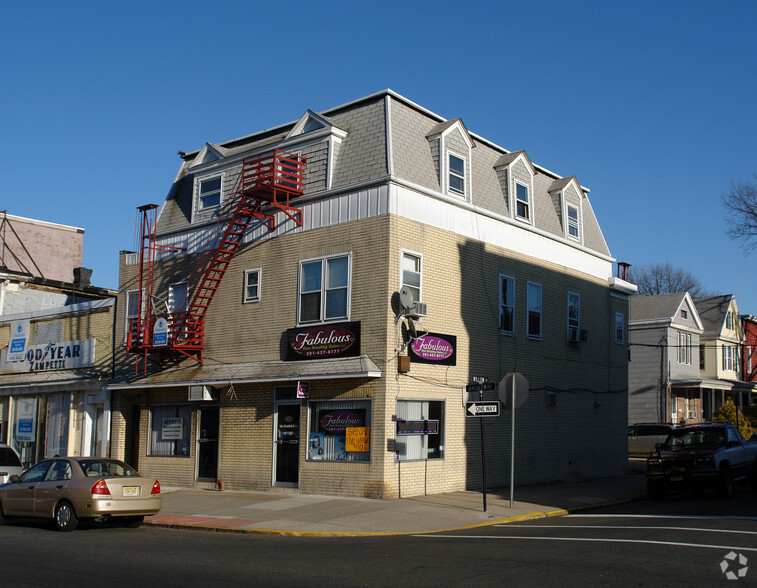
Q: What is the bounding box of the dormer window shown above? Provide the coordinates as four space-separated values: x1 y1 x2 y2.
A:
448 153 466 196
567 204 579 240
199 176 221 209
516 183 530 221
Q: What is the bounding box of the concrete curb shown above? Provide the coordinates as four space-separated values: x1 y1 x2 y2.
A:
142 494 647 537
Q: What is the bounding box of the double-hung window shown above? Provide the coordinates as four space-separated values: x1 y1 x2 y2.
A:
527 282 542 339
499 275 514 334
516 183 530 221
677 331 692 364
299 253 350 324
615 312 625 344
243 269 261 303
722 344 737 372
198 176 222 209
401 251 422 305
125 288 144 344
567 292 580 340
168 282 188 315
567 204 579 239
448 153 466 196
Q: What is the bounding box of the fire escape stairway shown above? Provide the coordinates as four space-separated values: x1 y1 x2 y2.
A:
170 150 306 362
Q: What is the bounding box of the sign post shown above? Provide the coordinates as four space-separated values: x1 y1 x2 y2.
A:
465 379 499 512
498 372 529 508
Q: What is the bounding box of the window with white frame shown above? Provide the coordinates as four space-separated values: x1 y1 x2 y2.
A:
722 344 737 372
677 331 692 364
401 251 422 304
725 311 734 330
499 275 515 334
299 253 350 324
567 292 580 340
198 176 222 209
168 282 188 314
567 204 579 240
125 289 144 344
516 183 530 221
700 344 705 370
448 153 465 196
395 400 444 460
243 269 261 303
527 282 542 339
615 312 625 344
149 404 191 457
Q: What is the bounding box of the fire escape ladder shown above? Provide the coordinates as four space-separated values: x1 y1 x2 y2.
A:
126 149 306 370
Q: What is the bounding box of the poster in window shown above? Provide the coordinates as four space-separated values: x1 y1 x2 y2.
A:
309 433 324 460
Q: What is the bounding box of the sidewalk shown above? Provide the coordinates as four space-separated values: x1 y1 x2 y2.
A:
144 461 648 536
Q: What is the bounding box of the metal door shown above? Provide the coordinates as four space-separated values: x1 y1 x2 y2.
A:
274 402 300 486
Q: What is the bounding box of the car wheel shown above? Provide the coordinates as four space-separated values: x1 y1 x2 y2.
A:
647 479 666 501
718 467 734 499
54 501 79 532
123 515 145 528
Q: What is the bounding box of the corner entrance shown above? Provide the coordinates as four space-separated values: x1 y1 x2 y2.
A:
197 406 219 481
273 401 300 487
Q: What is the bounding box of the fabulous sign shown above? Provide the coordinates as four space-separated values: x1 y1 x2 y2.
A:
286 321 361 361
0 338 96 374
409 332 457 366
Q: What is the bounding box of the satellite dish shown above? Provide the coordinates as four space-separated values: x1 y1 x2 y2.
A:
399 287 415 310
407 317 418 340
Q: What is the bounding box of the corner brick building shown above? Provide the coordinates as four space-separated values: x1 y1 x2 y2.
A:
108 90 634 498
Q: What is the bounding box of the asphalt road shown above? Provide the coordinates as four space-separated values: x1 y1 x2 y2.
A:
1 487 755 587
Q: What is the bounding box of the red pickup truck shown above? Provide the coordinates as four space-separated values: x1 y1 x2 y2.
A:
646 423 757 499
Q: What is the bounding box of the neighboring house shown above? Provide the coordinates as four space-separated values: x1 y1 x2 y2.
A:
629 292 704 425
0 265 116 468
0 212 85 284
741 314 757 385
108 89 635 498
694 295 754 415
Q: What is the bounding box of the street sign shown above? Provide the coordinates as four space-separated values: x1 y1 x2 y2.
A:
465 401 500 417
465 382 496 393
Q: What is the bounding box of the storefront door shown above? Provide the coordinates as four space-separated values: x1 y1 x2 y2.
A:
197 406 219 481
274 402 300 486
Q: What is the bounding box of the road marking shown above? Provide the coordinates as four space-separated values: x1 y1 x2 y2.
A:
416 535 757 552
565 514 757 521
496 524 757 536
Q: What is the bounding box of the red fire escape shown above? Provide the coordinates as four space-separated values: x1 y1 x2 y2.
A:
126 149 306 373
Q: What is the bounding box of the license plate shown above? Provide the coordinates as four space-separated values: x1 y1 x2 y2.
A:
123 486 139 497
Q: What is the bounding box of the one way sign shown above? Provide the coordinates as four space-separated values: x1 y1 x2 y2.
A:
465 401 500 417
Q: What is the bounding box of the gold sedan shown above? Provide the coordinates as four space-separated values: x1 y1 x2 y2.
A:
0 457 162 531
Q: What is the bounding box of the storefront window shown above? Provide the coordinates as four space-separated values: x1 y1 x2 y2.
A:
395 400 444 461
149 404 191 457
307 400 370 462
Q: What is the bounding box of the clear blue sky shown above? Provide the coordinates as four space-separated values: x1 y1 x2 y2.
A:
2 1 756 311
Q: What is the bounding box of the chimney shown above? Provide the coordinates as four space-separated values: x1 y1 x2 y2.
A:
73 267 92 288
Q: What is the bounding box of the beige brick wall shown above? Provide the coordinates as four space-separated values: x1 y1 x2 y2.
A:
112 211 628 498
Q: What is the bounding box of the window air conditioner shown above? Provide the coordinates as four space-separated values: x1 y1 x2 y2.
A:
407 301 428 318
188 385 214 401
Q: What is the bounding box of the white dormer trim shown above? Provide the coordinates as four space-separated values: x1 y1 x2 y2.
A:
675 292 705 332
188 143 226 169
494 151 536 224
286 110 348 141
550 177 585 243
427 120 475 203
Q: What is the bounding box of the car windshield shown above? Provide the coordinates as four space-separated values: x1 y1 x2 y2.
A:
664 429 725 449
0 447 22 467
77 459 139 477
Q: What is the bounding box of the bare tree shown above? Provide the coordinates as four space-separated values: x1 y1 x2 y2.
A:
633 262 710 296
722 174 757 252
